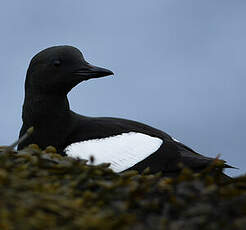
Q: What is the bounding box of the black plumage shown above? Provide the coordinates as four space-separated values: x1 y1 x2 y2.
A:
18 45 232 175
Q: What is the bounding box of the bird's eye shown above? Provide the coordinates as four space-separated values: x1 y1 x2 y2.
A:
53 60 61 67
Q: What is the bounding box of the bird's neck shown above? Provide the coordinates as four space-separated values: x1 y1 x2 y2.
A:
19 91 72 152
22 91 70 125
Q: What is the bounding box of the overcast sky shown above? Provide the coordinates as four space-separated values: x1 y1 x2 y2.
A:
0 1 245 176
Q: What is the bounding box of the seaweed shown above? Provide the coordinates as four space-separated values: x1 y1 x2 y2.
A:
0 143 245 230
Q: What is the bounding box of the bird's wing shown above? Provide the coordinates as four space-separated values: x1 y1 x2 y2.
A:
65 132 163 172
65 113 232 173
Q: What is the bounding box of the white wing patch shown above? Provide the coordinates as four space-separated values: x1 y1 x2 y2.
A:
64 132 163 173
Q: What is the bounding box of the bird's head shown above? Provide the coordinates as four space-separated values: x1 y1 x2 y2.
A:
25 46 114 95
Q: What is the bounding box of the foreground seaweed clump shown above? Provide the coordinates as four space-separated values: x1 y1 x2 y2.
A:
0 145 246 230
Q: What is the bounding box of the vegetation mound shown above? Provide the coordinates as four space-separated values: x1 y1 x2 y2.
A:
0 144 245 230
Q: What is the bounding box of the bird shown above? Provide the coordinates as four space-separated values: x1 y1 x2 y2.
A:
18 45 232 175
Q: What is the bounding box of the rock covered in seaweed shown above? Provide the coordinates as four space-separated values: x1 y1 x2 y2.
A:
0 145 245 230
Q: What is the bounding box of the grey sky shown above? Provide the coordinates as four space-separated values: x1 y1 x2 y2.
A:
0 1 245 176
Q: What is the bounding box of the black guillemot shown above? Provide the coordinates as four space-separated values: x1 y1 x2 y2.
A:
18 45 232 175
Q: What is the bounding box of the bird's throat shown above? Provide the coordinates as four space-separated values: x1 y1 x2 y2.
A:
22 92 70 125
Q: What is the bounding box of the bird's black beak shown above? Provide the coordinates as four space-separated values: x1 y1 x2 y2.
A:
73 64 114 80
